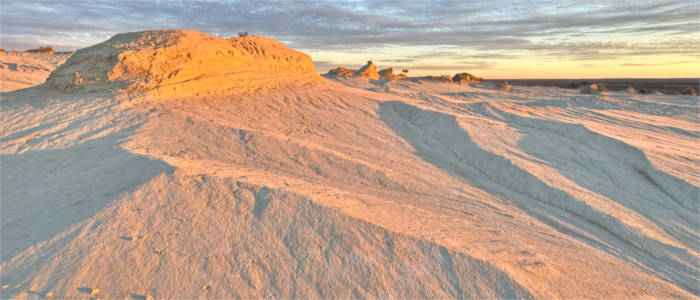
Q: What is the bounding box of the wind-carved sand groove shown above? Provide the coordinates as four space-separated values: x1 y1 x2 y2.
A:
0 30 698 299
379 101 699 295
1 174 533 299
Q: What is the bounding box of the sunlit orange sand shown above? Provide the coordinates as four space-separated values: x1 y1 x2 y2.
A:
1 30 698 299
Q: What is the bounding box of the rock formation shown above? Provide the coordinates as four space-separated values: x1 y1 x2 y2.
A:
378 68 407 80
638 88 655 94
410 75 453 83
25 46 54 54
497 81 513 92
682 87 697 96
325 66 354 77
326 62 484 86
580 83 609 94
356 60 379 79
44 30 320 97
327 60 379 80
452 72 483 85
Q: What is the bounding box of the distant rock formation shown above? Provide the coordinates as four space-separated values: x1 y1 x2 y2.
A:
682 88 697 96
410 75 453 83
378 68 394 79
638 88 655 95
25 46 54 54
326 61 485 86
45 30 320 97
356 61 379 79
497 81 513 92
326 66 354 77
452 72 483 85
378 68 407 80
626 86 638 93
580 83 609 94
327 60 379 80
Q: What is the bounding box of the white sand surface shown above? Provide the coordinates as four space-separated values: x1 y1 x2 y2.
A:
0 51 70 92
1 30 698 299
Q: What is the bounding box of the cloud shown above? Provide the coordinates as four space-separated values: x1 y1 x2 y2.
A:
1 0 697 72
619 60 698 67
312 60 340 73
407 61 497 71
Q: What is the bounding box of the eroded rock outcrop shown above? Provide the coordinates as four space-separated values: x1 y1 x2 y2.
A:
327 60 379 80
45 30 320 97
497 81 513 92
682 87 696 96
377 68 407 80
356 61 379 79
326 61 485 86
580 83 609 94
410 75 453 83
452 72 483 85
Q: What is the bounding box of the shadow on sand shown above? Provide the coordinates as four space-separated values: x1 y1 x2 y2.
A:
378 101 698 295
1 129 174 262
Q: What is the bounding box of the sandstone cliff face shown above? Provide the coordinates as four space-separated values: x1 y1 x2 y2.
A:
45 30 320 97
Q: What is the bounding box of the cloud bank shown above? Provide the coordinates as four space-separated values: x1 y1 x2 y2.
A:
1 0 697 77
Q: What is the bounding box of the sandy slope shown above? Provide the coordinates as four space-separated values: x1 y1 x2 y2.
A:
0 51 71 92
1 31 699 299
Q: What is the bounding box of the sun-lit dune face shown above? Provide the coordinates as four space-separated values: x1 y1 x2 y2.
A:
44 30 320 97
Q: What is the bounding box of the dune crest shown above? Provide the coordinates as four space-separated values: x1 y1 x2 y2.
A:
45 30 320 97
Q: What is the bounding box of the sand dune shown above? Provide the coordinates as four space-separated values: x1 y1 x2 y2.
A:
1 30 698 299
0 51 70 92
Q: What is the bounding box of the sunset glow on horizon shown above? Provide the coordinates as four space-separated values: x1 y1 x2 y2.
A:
1 0 698 79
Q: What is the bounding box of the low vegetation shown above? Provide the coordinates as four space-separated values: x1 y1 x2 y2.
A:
25 46 54 53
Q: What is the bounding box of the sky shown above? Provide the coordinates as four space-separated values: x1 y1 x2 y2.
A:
1 0 698 79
